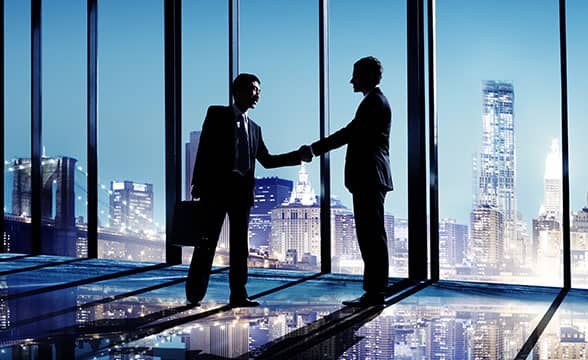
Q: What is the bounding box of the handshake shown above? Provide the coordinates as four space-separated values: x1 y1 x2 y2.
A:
297 145 314 163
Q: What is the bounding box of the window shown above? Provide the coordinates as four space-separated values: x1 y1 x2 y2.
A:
437 0 562 286
41 0 87 257
567 0 588 288
241 0 321 272
329 0 408 278
98 0 165 262
4 0 31 253
181 0 229 265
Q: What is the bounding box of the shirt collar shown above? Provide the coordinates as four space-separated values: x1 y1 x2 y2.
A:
231 103 248 120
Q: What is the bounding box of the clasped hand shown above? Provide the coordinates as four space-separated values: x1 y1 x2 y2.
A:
298 145 313 163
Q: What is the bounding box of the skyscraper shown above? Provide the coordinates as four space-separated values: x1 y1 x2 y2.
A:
109 181 154 235
270 165 320 265
185 131 201 201
541 139 563 220
439 218 468 267
476 81 516 248
470 205 504 275
532 140 564 274
249 177 293 249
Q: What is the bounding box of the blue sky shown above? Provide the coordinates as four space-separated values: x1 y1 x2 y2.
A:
4 0 588 230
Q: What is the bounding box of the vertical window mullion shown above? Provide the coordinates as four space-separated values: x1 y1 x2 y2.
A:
165 0 182 264
427 0 439 281
559 0 571 289
319 0 331 273
31 0 42 254
87 0 98 258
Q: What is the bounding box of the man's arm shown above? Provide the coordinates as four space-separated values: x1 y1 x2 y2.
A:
310 119 356 156
256 130 304 169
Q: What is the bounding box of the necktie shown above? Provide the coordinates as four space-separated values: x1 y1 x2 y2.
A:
236 114 250 175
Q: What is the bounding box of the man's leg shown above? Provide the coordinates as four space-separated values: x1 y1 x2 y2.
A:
186 199 226 304
227 201 252 302
353 190 389 296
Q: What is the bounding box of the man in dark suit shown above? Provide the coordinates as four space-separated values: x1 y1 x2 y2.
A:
187 73 306 307
302 56 393 306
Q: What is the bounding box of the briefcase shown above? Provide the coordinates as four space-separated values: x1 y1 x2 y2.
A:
170 200 203 246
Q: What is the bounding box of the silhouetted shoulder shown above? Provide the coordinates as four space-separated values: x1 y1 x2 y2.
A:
206 105 231 117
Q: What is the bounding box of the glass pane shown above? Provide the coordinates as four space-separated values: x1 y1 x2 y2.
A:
437 1 562 286
329 0 408 278
41 0 87 257
98 0 165 262
241 0 321 271
4 0 31 253
181 0 229 265
568 0 588 288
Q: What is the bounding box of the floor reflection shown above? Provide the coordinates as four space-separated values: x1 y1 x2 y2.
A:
0 256 571 360
336 284 558 360
533 290 588 359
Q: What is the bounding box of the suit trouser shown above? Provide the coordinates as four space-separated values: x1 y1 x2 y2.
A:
187 174 252 301
352 189 389 295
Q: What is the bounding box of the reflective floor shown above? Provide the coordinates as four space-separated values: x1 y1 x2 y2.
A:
0 255 575 359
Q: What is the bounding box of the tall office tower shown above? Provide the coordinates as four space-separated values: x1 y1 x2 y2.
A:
11 157 78 255
270 165 320 263
530 140 564 277
475 81 516 252
470 205 504 275
331 207 358 259
384 213 395 264
184 131 201 200
439 218 468 267
393 218 409 273
249 177 293 249
109 181 154 234
252 177 293 215
541 139 563 220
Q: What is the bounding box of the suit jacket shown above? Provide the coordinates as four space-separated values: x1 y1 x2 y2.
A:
311 87 393 193
192 105 301 205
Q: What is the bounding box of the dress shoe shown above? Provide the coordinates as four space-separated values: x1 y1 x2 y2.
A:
229 297 260 307
342 293 385 307
186 288 202 306
186 293 202 306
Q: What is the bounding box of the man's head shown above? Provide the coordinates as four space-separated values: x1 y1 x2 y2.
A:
232 73 261 112
350 56 383 94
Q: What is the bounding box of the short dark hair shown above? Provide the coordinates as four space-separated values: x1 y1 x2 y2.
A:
232 73 261 93
354 56 383 84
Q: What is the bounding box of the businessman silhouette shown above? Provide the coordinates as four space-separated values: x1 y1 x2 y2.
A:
187 73 308 307
302 56 393 306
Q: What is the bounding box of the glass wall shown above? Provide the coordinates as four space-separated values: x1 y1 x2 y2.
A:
98 0 165 262
329 0 408 278
240 0 321 272
41 0 87 257
4 0 31 253
437 0 562 286
181 0 229 265
567 0 588 288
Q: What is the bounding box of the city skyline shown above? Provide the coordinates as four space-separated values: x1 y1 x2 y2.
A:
5 0 588 230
